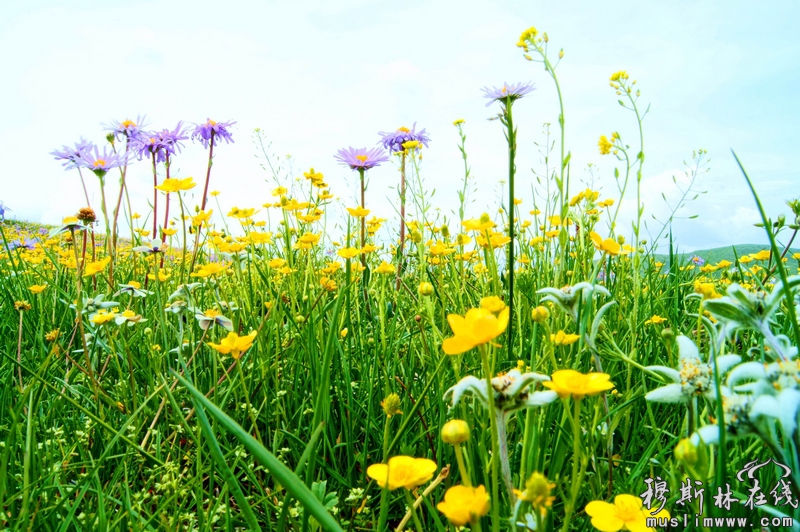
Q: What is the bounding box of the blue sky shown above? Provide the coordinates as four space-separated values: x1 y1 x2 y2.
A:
1 0 798 251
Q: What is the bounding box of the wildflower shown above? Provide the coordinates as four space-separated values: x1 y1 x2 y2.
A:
543 370 614 399
366 456 437 491
147 271 171 282
446 369 556 412
337 247 360 260
28 284 47 294
103 116 146 140
437 485 490 526
133 122 190 162
609 71 629 82
441 420 470 444
453 119 465 125
132 239 168 254
550 330 579 346
590 232 623 255
90 309 117 325
378 123 431 154
45 329 60 342
51 137 94 170
272 186 288 197
192 119 236 149
114 282 151 298
598 135 613 155
208 331 257 360
83 257 111 277
462 214 496 232
155 177 196 193
418 282 435 297
77 207 97 223
77 146 129 177
115 309 146 326
374 261 396 275
538 282 611 323
693 280 720 300
645 335 740 404
644 315 667 325
320 277 338 292
674 438 698 466
191 262 230 278
481 82 535 107
334 147 390 170
192 209 213 226
442 307 510 354
381 393 402 417
750 249 771 261
195 309 233 331
585 494 669 531
480 295 506 313
14 301 32 311
520 472 555 514
346 206 370 218
294 232 321 249
340 328 348 338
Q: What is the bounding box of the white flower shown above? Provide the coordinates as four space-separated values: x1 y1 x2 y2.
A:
645 335 740 404
445 369 557 413
537 282 610 323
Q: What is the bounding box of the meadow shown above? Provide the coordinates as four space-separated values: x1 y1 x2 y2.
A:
2 26 800 531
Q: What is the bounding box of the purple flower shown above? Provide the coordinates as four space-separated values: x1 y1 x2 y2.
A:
192 118 236 149
377 123 431 153
77 145 129 177
334 146 390 170
103 115 147 141
0 201 8 220
132 122 189 163
51 137 95 170
691 255 705 266
481 81 535 107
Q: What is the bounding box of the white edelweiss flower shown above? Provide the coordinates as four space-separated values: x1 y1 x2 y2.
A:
645 335 740 403
727 358 800 435
445 370 557 413
537 282 610 322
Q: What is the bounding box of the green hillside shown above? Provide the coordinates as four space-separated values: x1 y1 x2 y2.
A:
655 243 800 265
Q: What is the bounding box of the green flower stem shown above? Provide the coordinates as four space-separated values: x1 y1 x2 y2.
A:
504 99 517 364
479 344 501 532
453 442 471 487
561 397 583 532
405 489 424 532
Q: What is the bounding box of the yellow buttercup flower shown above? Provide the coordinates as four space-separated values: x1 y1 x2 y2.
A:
520 472 555 514
90 309 117 325
441 420 470 445
585 494 669 532
346 206 370 218
462 214 495 232
543 369 614 400
366 456 437 491
442 307 510 355
337 247 360 260
590 232 622 255
644 315 667 325
375 261 396 275
693 280 720 300
83 257 110 277
750 250 771 261
191 262 230 278
479 295 506 313
155 177 196 193
28 284 48 294
437 485 490 526
208 331 257 360
550 330 579 346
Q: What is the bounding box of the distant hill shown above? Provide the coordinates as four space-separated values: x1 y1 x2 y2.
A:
654 244 800 265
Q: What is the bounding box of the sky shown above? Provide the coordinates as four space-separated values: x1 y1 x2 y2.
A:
1 0 798 251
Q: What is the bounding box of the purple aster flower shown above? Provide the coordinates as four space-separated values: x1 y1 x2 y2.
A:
691 255 705 266
377 123 431 153
103 115 147 141
131 122 188 163
334 146 390 170
51 137 95 170
77 145 129 177
481 81 535 107
0 201 8 220
192 118 236 149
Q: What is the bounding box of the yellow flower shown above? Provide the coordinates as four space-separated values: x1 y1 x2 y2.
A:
418 282 435 296
340 327 348 338
380 393 403 417
272 186 288 197
249 232 273 245
375 261 396 275
550 330 579 346
480 295 506 313
436 485 490 526
585 494 669 532
210 190 221 196
366 456 437 491
442 307 510 355
162 227 177 236
750 250 771 261
294 232 321 249
520 472 555 514
590 232 622 255
90 309 117 325
303 168 324 182
14 301 32 311
361 244 378 253
543 369 614 399
644 315 667 325
453 119 465 125
45 329 60 342
320 276 338 292
147 271 171 282
609 71 629 82
462 214 495 232
191 209 213 226
155 177 196 193
268 258 287 269
337 247 360 259
208 331 257 360
28 284 47 294
346 206 371 218
531 306 550 323
598 135 613 155
693 280 720 300
83 257 110 277
191 262 230 278
716 260 732 268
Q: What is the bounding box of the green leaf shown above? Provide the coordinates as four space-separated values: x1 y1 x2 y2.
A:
173 372 344 532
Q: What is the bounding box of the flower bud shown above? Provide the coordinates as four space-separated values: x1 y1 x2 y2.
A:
441 419 470 444
294 315 306 324
381 393 403 417
418 282 434 297
661 328 675 342
531 305 550 323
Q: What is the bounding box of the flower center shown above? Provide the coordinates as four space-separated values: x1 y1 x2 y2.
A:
397 126 410 133
679 359 712 395
355 155 368 163
501 85 508 93
121 120 136 128
93 159 106 168
208 119 217 126
615 499 641 522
